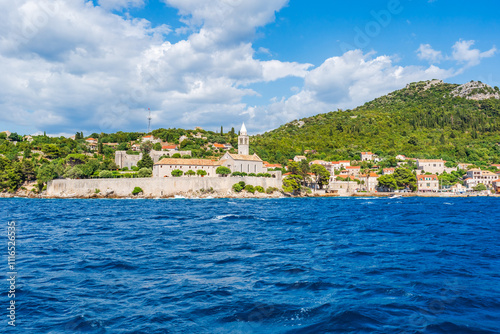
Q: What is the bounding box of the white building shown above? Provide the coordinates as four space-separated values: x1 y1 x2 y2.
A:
360 152 376 161
416 159 445 174
293 155 306 162
153 158 222 177
464 169 498 189
417 174 439 192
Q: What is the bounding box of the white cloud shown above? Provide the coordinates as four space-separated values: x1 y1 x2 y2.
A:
98 0 145 11
417 44 443 63
243 50 456 132
0 1 494 135
451 39 496 67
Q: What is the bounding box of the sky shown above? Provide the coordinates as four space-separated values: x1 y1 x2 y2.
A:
1 0 499 136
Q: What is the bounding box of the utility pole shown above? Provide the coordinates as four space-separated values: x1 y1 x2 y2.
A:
147 108 152 133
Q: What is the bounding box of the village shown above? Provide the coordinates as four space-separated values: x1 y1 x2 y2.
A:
2 125 500 197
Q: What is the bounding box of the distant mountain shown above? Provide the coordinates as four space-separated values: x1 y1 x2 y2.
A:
251 80 500 165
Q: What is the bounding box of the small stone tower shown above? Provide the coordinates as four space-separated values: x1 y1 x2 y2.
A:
238 123 249 155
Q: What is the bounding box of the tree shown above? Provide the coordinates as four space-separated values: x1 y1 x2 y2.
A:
140 141 153 154
137 168 152 178
171 169 183 177
153 143 162 151
473 183 487 192
185 170 196 177
42 144 62 159
137 153 154 169
232 183 243 192
216 166 231 177
244 184 255 193
378 174 398 191
393 168 417 191
282 174 302 194
220 126 223 135
172 153 181 158
98 141 104 154
197 169 207 177
310 164 331 189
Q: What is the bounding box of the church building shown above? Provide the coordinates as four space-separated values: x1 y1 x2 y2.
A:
221 123 267 174
153 123 268 177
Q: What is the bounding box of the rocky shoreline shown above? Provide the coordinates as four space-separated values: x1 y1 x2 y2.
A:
1 190 497 199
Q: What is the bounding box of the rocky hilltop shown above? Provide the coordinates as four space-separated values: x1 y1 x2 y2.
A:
450 81 500 100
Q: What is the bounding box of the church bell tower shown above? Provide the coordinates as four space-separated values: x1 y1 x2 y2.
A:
238 123 249 155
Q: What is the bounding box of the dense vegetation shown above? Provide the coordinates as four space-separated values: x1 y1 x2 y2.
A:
252 81 500 166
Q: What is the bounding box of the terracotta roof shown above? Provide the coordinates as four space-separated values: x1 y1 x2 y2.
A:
369 172 379 177
346 166 360 169
417 159 444 162
155 158 222 166
213 143 225 148
226 153 262 162
361 152 373 154
264 163 282 168
337 175 356 180
339 160 350 163
417 175 438 181
86 138 96 141
143 135 152 138
162 145 177 150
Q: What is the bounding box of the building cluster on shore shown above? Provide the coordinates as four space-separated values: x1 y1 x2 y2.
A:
292 153 500 195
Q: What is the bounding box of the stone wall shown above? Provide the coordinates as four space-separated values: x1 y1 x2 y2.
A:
115 150 192 169
47 176 282 197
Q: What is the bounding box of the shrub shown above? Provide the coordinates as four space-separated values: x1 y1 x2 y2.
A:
255 186 264 193
137 168 152 177
248 173 256 177
232 183 243 193
238 181 246 188
244 185 255 193
99 170 114 178
232 172 242 177
172 153 181 158
132 166 139 171
197 169 207 177
240 172 248 177
121 167 129 171
185 170 196 177
266 187 278 194
95 189 101 194
216 166 231 176
171 169 184 177
132 187 143 195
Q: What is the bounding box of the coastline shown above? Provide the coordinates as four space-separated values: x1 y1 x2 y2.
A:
1 190 498 199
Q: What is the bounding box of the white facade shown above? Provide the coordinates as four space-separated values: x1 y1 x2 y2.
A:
221 152 267 174
417 159 445 174
417 174 439 192
464 169 497 188
153 158 221 178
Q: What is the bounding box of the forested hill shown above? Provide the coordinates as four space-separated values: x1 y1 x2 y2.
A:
252 80 500 165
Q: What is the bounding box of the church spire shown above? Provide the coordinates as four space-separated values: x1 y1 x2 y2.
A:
238 123 249 155
240 122 247 136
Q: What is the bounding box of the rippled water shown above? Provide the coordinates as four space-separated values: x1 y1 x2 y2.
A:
1 197 499 333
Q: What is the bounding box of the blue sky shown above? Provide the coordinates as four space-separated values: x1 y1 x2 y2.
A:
1 0 498 136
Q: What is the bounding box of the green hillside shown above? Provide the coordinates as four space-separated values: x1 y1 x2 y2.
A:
252 80 500 165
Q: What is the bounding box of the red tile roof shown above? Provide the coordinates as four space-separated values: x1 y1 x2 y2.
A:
162 145 177 150
417 175 438 181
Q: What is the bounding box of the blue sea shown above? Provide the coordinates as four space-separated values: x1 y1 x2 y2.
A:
1 197 499 333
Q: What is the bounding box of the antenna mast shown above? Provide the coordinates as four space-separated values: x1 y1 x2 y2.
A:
147 108 152 133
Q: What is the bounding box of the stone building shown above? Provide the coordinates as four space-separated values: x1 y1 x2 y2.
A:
416 159 445 174
115 150 192 169
153 158 222 177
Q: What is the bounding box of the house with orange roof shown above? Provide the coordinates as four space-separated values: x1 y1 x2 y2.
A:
493 179 500 193
85 138 98 150
360 152 376 161
162 144 178 151
383 168 395 175
293 155 307 162
417 174 439 192
263 162 282 169
346 166 361 176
